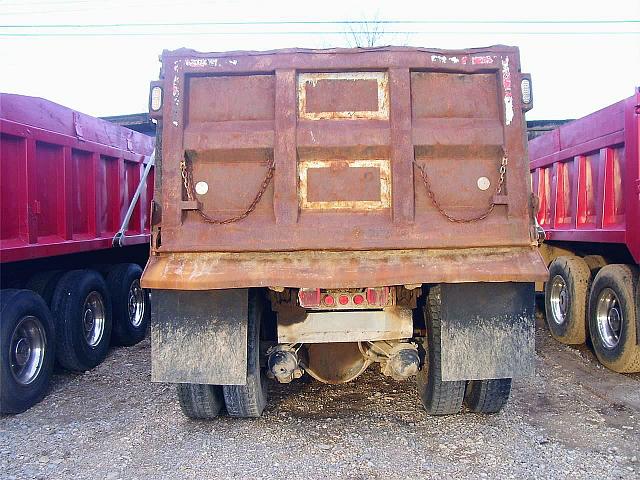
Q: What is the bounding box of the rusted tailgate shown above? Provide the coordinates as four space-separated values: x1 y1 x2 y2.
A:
143 46 547 289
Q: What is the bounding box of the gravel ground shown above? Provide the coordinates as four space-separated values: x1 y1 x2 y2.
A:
2 314 639 480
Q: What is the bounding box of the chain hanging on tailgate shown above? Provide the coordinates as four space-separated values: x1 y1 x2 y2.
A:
181 148 506 225
412 148 509 223
180 155 276 224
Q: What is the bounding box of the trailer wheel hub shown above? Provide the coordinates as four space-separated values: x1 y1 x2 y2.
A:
128 280 146 328
596 288 622 349
83 291 106 348
549 275 568 325
9 315 46 385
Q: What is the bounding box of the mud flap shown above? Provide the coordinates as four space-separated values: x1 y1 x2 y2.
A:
150 289 248 385
439 283 535 381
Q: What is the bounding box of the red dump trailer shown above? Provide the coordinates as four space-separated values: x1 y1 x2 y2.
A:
529 89 640 373
0 93 154 413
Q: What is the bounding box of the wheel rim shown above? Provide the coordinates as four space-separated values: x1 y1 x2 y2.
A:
595 288 623 350
549 275 568 325
127 279 145 328
83 291 106 347
9 315 46 385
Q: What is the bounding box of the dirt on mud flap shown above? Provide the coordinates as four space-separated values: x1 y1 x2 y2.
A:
150 289 248 385
439 283 535 380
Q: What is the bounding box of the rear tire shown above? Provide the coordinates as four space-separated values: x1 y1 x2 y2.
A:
25 270 64 306
106 264 150 346
416 286 466 415
223 290 268 418
51 270 112 372
176 383 224 419
583 255 607 274
464 378 512 414
1 289 56 414
545 256 591 344
588 265 640 373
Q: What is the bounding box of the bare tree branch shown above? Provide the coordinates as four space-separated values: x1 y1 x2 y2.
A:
345 13 386 48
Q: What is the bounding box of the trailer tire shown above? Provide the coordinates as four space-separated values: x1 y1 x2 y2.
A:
51 270 112 372
464 378 512 414
176 383 224 419
583 255 607 274
416 286 466 415
545 256 591 344
223 290 268 418
25 270 64 306
588 265 640 373
106 264 149 346
1 289 56 414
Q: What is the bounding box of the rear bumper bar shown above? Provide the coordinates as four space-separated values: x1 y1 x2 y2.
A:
141 247 548 290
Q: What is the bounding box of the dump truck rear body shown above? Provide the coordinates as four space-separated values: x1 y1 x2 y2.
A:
143 46 547 418
144 46 544 288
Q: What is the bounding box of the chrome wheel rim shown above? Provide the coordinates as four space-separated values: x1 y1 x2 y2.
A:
549 275 568 325
595 288 623 349
128 279 145 328
9 316 46 385
83 291 106 347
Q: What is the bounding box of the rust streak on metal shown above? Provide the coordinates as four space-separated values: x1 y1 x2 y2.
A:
141 247 549 291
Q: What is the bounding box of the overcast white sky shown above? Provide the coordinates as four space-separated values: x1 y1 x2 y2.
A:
0 0 638 120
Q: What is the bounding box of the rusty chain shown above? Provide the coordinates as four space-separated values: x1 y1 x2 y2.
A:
181 148 506 225
180 155 276 224
412 149 508 223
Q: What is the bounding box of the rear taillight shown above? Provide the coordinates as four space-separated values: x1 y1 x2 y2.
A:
521 78 531 105
150 85 163 112
298 287 394 309
298 288 321 307
366 287 390 306
520 74 533 112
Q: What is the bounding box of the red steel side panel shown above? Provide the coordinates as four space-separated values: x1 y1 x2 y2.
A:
0 94 155 263
529 89 640 264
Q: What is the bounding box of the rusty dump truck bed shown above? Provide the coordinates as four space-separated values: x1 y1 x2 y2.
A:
143 46 547 290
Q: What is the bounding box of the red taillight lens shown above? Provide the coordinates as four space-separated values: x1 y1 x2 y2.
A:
298 288 321 307
353 294 364 305
366 287 390 306
323 294 335 306
338 295 349 305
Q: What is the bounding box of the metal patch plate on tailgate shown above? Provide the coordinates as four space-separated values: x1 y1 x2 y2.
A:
299 159 391 210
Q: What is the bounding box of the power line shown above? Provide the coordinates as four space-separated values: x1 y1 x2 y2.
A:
1 19 638 28
0 30 638 37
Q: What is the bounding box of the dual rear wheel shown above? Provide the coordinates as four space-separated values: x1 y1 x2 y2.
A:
177 290 268 419
416 286 512 415
0 263 150 414
545 257 640 373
